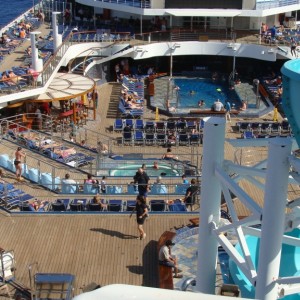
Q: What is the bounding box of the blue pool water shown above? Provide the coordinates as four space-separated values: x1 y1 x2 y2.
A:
229 228 300 299
109 164 180 177
174 78 241 109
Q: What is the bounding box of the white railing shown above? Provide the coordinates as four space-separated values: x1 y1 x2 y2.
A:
94 0 151 8
256 0 300 9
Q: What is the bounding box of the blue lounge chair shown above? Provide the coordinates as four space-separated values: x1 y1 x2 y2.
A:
243 131 255 139
108 199 123 212
122 131 133 145
145 133 155 145
113 119 123 131
169 199 187 212
134 119 144 130
126 200 136 211
178 133 190 146
70 199 87 211
149 200 166 212
134 130 144 145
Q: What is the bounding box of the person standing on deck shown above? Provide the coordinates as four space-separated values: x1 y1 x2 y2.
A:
14 147 26 181
134 168 150 202
130 195 148 240
225 101 231 123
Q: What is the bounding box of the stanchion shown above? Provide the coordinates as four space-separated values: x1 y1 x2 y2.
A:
273 107 278 122
155 107 159 121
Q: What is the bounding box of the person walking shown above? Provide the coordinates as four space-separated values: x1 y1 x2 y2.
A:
130 195 148 240
14 147 26 181
225 101 231 123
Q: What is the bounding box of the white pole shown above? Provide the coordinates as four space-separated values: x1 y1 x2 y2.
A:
196 117 226 294
30 31 41 70
232 52 236 82
170 47 173 78
52 12 61 52
256 138 292 300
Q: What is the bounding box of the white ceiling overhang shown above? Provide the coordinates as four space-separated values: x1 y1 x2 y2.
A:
165 9 242 17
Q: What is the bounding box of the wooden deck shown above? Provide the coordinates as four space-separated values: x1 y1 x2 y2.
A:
0 213 194 297
0 25 299 299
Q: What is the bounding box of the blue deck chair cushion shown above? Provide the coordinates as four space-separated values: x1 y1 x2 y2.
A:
83 183 98 194
108 199 123 211
175 184 190 194
28 168 40 183
0 154 9 168
151 184 168 194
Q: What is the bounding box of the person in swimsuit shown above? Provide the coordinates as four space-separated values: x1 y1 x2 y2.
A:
14 147 26 181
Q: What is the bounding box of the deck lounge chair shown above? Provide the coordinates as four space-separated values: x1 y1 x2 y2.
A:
237 122 251 133
168 199 187 212
166 121 176 131
149 199 166 212
126 200 136 211
122 131 133 145
144 121 155 132
51 201 67 212
176 120 187 132
260 123 271 134
156 133 167 146
156 121 166 133
108 199 123 212
186 121 197 132
144 133 155 145
113 119 123 131
70 199 86 211
270 122 281 134
87 200 103 211
243 131 256 139
281 120 291 134
134 119 144 131
178 133 190 146
133 130 144 145
190 133 202 145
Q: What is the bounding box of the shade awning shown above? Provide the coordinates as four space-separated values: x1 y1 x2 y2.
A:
165 9 242 17
35 73 95 102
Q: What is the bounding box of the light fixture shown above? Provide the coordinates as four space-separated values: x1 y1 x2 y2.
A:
170 43 181 51
261 50 265 55
227 43 234 48
135 47 143 52
268 48 274 53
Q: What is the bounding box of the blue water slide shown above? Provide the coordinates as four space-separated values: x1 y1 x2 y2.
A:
229 229 300 299
281 59 300 147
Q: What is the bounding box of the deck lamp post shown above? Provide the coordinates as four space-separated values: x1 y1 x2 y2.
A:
167 43 180 101
232 46 237 83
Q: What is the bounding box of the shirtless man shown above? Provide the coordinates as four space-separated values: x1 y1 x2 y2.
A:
14 147 26 181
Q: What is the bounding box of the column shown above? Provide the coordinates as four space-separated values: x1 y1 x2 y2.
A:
256 138 292 300
30 31 43 81
196 117 226 294
52 12 62 52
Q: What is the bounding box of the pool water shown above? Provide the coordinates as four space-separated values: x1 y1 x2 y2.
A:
109 164 180 177
174 78 241 109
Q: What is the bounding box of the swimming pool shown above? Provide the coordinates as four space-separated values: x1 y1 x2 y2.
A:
174 78 241 109
109 164 180 177
229 228 300 299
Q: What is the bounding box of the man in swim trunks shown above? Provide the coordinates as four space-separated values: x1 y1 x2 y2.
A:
14 147 26 181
